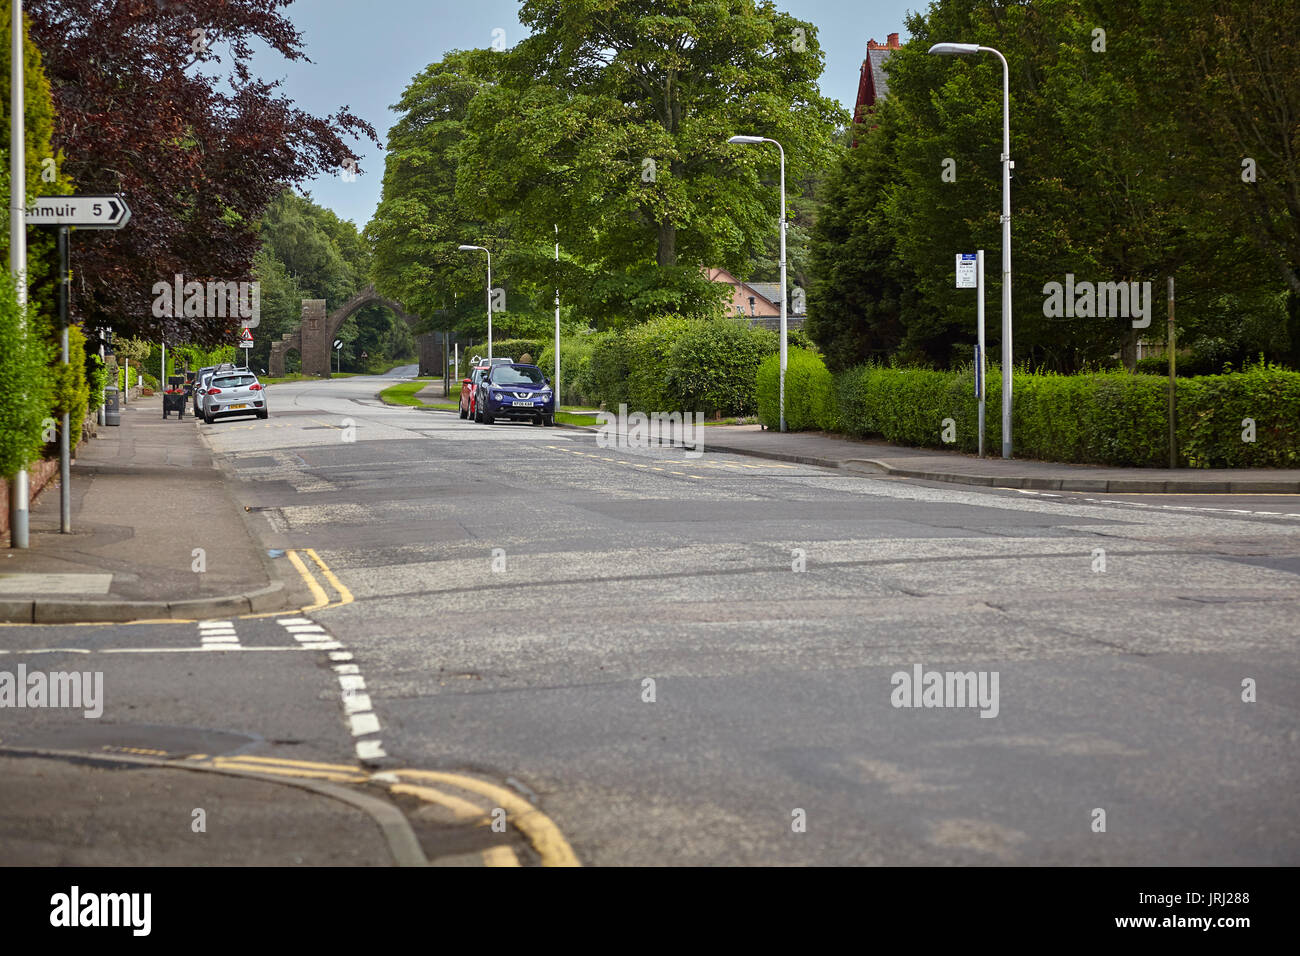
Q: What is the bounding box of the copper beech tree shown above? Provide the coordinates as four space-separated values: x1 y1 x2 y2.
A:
27 0 377 344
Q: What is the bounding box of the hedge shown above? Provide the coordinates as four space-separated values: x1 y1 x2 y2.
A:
460 339 548 367
49 324 91 453
538 333 608 407
831 362 1300 467
756 347 837 430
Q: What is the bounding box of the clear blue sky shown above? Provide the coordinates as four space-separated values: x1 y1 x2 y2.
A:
253 0 921 228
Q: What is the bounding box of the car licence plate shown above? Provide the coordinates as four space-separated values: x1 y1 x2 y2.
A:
230 403 248 410
511 400 534 406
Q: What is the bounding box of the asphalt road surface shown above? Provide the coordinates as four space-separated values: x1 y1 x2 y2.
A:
15 370 1300 865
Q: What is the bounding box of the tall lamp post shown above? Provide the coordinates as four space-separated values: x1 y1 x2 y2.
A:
457 244 492 360
728 134 788 432
9 0 29 547
928 42 1014 459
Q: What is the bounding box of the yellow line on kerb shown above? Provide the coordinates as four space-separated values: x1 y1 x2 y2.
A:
305 549 354 606
286 549 330 611
181 756 566 866
394 769 581 867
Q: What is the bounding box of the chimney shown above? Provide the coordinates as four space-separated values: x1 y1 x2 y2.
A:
887 33 900 49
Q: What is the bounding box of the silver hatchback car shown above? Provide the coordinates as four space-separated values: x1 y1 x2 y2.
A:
199 370 269 423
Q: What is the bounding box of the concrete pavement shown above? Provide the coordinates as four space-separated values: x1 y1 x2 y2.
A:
0 392 304 623
569 422 1300 493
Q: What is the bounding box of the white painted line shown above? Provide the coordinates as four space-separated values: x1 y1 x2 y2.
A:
333 664 361 675
284 625 326 634
301 641 343 650
338 674 367 692
349 713 381 736
343 692 373 715
356 739 387 761
328 651 354 661
276 618 313 625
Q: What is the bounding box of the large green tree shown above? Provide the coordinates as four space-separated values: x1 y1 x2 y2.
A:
450 0 846 324
809 0 1295 372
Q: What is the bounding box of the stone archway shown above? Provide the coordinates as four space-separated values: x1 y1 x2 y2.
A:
269 285 443 377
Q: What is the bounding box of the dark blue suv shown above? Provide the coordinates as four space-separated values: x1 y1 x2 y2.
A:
477 364 556 426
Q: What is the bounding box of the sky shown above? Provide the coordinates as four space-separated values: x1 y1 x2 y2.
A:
248 0 923 229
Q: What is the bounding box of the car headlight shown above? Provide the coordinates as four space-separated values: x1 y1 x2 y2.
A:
492 391 503 400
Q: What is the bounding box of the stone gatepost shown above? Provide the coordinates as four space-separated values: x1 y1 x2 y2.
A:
300 299 328 376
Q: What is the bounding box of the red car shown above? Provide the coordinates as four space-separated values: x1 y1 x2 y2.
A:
458 363 492 420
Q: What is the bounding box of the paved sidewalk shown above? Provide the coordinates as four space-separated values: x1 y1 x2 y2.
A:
559 421 1300 493
0 752 401 866
0 394 294 623
702 426 1300 492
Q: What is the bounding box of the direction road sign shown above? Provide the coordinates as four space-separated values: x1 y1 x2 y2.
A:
26 195 132 230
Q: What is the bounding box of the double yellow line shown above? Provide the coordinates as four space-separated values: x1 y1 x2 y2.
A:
284 548 354 612
191 755 579 866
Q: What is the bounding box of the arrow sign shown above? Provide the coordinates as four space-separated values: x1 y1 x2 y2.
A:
26 194 132 230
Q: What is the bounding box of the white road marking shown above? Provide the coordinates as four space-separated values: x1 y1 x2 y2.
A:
198 620 242 650
349 713 381 737
275 617 385 762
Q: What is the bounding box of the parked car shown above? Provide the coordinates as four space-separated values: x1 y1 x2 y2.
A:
192 366 217 416
199 369 269 423
476 363 555 425
459 363 492 421
192 363 238 416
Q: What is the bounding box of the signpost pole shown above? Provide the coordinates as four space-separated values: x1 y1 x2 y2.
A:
977 249 986 459
58 226 71 532
1168 277 1176 468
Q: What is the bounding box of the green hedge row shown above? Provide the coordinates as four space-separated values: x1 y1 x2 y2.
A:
757 350 1300 468
542 318 813 415
460 339 548 369
756 347 837 431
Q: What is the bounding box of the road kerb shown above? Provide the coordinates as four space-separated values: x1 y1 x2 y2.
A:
391 769 580 867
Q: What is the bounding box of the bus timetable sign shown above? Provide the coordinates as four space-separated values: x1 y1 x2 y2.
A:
26 195 132 230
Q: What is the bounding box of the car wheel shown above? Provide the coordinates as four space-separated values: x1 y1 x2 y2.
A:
483 411 495 424
204 411 214 424
544 415 555 426
257 410 269 420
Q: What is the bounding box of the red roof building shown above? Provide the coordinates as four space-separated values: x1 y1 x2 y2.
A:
854 33 901 126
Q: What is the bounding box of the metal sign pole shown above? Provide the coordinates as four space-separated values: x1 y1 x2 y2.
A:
977 249 986 459
58 226 71 532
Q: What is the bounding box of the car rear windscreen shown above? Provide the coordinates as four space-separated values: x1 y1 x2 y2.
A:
213 375 257 388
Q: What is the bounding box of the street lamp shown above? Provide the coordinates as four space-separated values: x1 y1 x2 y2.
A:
928 42 1014 459
728 134 788 433
457 244 492 360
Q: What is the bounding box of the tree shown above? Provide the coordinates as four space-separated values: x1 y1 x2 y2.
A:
810 0 1295 371
454 0 847 323
27 0 377 344
806 99 915 371
368 51 503 340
